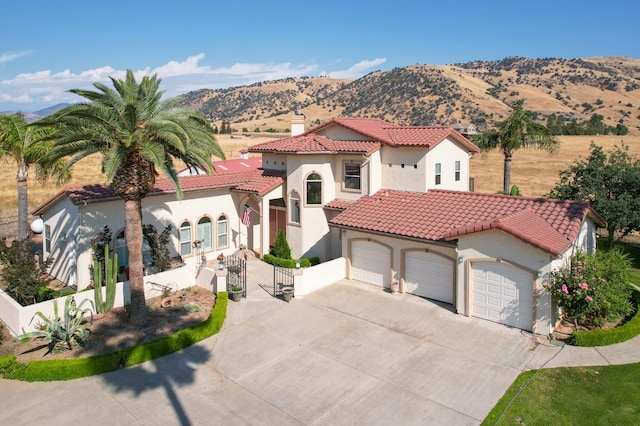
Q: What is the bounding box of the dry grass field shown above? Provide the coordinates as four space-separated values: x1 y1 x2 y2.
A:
0 134 277 211
0 134 638 212
470 135 640 197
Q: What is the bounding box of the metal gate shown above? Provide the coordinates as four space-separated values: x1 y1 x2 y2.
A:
273 265 294 297
226 253 246 297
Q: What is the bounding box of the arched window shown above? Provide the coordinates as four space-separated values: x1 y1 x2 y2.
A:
197 217 212 251
289 191 300 223
180 221 192 256
306 172 322 205
217 215 228 248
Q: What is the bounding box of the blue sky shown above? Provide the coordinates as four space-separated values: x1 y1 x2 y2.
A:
1 0 638 112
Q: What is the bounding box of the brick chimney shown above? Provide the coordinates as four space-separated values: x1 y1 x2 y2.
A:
291 110 305 136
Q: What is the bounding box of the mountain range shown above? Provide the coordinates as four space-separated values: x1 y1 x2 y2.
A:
9 56 640 135
177 56 640 135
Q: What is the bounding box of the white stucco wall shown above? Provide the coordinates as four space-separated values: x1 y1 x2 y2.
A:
261 153 287 171
286 155 335 260
379 137 471 193
42 197 81 288
44 188 245 289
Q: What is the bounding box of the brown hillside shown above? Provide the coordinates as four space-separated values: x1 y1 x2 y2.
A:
178 56 640 135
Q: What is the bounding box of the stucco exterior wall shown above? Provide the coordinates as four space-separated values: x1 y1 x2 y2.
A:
261 153 287 171
44 188 245 288
42 197 81 288
424 138 472 191
286 155 334 259
380 147 428 193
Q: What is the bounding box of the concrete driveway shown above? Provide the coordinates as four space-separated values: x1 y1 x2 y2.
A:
0 261 545 425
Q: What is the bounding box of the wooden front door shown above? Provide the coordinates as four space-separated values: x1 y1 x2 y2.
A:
269 207 286 246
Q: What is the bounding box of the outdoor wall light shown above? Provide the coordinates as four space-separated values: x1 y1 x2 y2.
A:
458 256 465 263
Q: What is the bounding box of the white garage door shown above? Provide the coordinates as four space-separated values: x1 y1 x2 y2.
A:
471 262 533 331
351 241 390 287
405 251 453 304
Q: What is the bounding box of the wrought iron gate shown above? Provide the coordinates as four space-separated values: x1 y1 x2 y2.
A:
273 265 294 297
226 253 246 297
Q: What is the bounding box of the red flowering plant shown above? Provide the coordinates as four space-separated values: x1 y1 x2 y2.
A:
546 249 633 328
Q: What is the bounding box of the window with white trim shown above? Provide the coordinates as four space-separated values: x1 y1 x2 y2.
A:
435 163 442 185
180 222 192 256
344 162 361 190
217 215 228 248
455 160 461 181
44 224 51 254
289 192 300 223
306 173 322 205
197 217 212 250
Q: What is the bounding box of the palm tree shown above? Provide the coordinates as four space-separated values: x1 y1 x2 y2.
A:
0 113 66 240
473 101 559 193
40 70 224 324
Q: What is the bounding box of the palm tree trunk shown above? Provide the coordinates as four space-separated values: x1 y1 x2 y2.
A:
125 198 147 325
503 149 512 194
16 163 29 241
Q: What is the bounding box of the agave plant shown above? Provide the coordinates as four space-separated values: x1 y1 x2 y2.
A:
17 296 94 353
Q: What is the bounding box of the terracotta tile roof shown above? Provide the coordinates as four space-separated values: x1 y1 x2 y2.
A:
386 127 481 152
250 117 479 155
249 134 380 155
330 189 604 256
324 199 357 210
232 169 287 195
33 169 285 214
178 157 262 176
313 117 399 144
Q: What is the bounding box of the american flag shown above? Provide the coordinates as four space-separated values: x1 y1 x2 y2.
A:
242 204 253 226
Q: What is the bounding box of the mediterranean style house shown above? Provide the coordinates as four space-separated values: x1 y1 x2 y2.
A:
33 115 604 334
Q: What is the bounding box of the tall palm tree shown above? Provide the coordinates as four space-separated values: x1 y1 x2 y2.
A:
473 101 559 193
0 113 66 240
40 70 224 324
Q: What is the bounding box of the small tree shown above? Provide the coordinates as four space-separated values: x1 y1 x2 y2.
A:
0 238 53 306
548 143 640 248
270 230 291 259
142 224 173 271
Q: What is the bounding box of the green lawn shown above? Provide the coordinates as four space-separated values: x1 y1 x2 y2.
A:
483 363 640 425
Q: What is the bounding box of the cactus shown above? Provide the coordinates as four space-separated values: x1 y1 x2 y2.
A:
93 244 118 314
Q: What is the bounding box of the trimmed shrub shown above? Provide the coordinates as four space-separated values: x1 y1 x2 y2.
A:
572 291 640 346
263 254 320 268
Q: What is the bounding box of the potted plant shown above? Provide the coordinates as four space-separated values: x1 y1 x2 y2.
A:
281 285 294 302
230 286 243 302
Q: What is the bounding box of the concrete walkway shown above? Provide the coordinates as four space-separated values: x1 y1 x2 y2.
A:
1 256 640 425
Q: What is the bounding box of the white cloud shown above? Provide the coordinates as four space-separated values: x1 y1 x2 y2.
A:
0 51 31 64
0 55 386 111
325 58 387 79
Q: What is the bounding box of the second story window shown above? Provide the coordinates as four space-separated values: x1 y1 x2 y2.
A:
435 163 442 185
344 162 361 191
455 161 461 182
306 172 322 205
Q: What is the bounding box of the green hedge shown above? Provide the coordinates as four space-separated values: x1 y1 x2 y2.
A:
263 253 320 268
0 292 228 382
572 291 640 346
